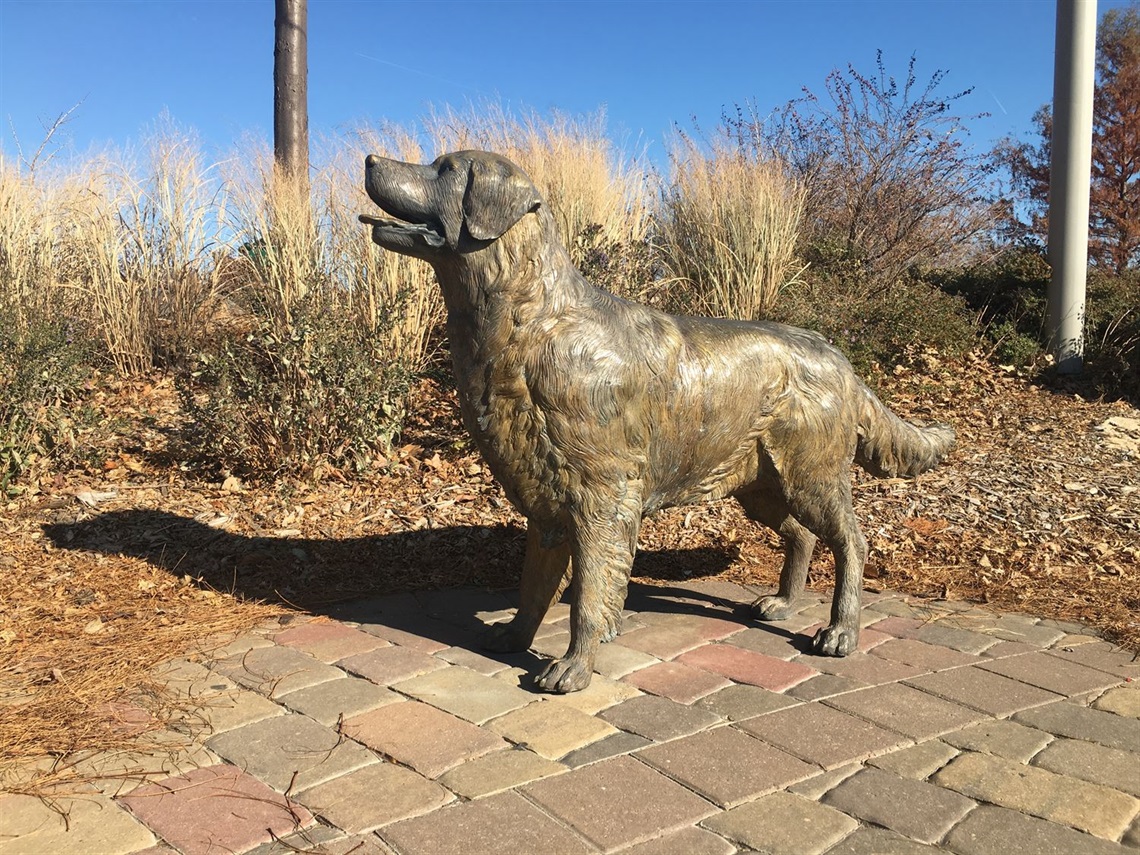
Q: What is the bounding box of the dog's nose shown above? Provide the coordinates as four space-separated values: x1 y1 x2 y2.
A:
365 154 379 169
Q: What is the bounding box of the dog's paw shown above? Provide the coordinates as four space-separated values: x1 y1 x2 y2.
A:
535 657 593 693
751 595 796 622
482 621 532 654
812 625 858 657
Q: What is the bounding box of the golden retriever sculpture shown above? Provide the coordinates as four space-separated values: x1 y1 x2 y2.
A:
360 150 954 693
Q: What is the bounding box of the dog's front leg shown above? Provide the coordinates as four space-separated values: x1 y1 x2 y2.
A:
536 499 639 693
484 521 570 653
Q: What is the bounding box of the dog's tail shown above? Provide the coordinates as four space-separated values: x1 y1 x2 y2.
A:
855 390 955 478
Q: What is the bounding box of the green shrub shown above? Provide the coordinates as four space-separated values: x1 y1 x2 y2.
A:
176 299 410 480
1085 269 1140 400
0 312 95 492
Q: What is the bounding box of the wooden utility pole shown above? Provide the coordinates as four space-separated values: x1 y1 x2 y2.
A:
274 0 309 180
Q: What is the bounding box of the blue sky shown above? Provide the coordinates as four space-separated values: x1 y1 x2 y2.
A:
0 0 1131 168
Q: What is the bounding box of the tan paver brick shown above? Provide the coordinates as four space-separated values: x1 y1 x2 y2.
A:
866 739 958 780
638 725 816 807
434 646 512 675
213 645 346 698
785 764 861 800
619 826 735 855
905 665 1062 716
694 683 801 721
738 701 910 769
380 791 593 855
823 766 975 843
1031 737 1140 796
824 826 947 854
934 751 1139 840
277 676 402 726
344 701 506 778
437 747 566 798
979 652 1125 695
540 671 643 714
1094 685 1140 718
592 640 662 679
824 682 986 739
393 665 533 723
702 791 857 855
0 792 155 855
67 731 220 797
617 614 744 659
944 804 1130 855
599 694 721 742
487 699 618 759
941 719 1054 762
523 755 717 852
119 765 313 855
296 763 452 832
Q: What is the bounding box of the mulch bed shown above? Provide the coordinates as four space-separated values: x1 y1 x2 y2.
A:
1 353 1137 777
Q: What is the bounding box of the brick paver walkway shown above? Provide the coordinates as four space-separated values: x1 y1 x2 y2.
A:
2 581 1138 854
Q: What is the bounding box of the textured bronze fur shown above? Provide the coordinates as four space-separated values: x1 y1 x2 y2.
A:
360 150 955 693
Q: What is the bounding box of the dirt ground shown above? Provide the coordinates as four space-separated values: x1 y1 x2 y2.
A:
1 352 1137 770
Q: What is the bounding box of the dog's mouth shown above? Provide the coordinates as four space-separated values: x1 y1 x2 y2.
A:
358 213 447 249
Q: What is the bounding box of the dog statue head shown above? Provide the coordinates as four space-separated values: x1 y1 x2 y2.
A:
359 150 543 259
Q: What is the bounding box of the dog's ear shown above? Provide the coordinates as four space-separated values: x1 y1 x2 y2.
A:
462 157 542 242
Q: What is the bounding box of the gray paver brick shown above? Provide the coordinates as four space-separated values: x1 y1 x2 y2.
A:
804 651 926 684
487 699 618 759
823 766 975 844
694 683 801 721
702 791 858 855
523 755 717 852
870 637 981 670
1031 737 1140 796
1046 641 1140 679
979 652 1125 696
905 665 1062 716
638 725 816 807
393 665 533 723
119 765 313 855
941 719 1055 762
344 700 506 778
738 701 911 769
721 626 802 659
296 762 452 832
380 791 593 855
277 676 402 726
785 763 862 800
437 747 566 798
787 673 870 701
824 682 986 739
560 730 653 768
619 826 735 855
944 804 1131 855
1015 700 1140 752
934 750 1139 840
213 645 346 698
599 694 721 742
0 792 156 855
208 714 377 793
983 614 1067 647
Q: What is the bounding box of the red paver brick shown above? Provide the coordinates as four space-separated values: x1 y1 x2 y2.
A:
979 652 1126 696
869 638 980 671
824 683 986 740
523 755 717 852
381 791 593 855
618 614 745 660
596 694 720 744
343 700 507 778
905 666 1062 716
638 725 816 807
119 765 314 855
338 645 446 685
798 624 893 653
677 644 817 691
738 702 911 769
358 623 452 654
622 660 732 704
273 621 390 662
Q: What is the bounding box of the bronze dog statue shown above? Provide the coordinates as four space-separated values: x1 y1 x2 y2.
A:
360 150 954 693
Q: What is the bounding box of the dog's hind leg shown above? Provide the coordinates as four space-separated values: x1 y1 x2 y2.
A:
787 479 867 657
535 492 640 693
737 491 817 622
484 521 571 653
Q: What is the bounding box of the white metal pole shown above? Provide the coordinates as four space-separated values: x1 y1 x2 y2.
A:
1047 0 1097 374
